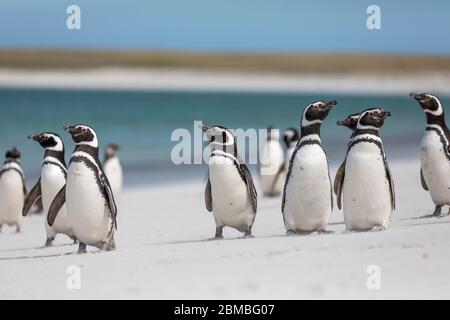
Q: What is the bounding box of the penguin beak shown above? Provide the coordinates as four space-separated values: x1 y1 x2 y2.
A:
324 100 337 110
336 119 348 126
28 134 44 142
410 92 426 101
63 125 77 134
383 111 391 118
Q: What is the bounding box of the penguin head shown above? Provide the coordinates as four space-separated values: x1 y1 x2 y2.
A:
5 147 21 160
410 92 443 116
105 143 120 158
201 124 235 145
336 113 361 131
302 100 337 128
357 108 391 130
63 124 98 147
283 127 299 147
28 132 64 152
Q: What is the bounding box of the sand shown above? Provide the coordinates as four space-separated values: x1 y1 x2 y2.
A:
1 68 450 95
1 158 449 299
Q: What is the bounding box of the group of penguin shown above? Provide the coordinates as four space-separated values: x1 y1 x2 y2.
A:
203 92 450 238
0 125 123 254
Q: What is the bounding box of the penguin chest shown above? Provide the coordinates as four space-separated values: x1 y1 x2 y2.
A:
209 156 252 229
104 158 123 197
259 141 285 195
0 171 24 225
66 161 110 244
343 142 391 230
420 130 450 205
40 165 73 237
283 144 332 231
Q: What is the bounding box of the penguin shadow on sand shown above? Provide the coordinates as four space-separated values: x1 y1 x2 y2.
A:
0 246 78 261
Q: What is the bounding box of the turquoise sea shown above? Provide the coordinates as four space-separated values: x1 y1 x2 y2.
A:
0 88 448 186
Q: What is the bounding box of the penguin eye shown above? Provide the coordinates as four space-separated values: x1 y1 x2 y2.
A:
369 112 374 116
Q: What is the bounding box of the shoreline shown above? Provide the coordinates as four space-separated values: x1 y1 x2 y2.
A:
1 68 450 95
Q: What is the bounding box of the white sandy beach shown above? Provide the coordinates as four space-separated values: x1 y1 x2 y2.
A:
1 68 450 95
1 158 449 299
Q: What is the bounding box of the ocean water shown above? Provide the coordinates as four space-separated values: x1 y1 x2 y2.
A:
0 88 447 185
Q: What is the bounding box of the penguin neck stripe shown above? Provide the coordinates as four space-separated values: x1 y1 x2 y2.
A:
348 136 384 156
353 128 380 137
299 134 321 143
0 166 25 180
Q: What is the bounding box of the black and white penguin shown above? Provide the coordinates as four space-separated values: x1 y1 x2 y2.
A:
410 92 450 217
203 125 257 239
259 126 285 197
23 132 76 246
103 143 123 199
334 108 395 231
282 100 337 234
333 113 360 206
283 127 300 165
48 124 117 253
0 147 27 233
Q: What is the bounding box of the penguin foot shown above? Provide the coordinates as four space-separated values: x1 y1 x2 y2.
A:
437 212 450 219
432 205 443 217
214 226 223 239
209 235 223 241
77 243 87 254
317 230 333 234
0 224 3 233
369 226 387 232
15 225 21 233
241 233 254 239
285 230 296 236
105 239 116 251
45 238 54 247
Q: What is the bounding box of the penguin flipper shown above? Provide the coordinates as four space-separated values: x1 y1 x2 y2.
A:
334 159 346 210
22 178 42 216
48 185 66 226
102 175 117 229
240 164 257 213
384 159 396 210
205 178 212 212
420 167 428 191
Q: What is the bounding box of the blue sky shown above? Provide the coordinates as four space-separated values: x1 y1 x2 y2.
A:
0 0 449 55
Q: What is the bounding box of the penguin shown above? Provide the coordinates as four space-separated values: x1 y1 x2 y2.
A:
334 108 395 231
333 113 360 205
103 143 123 199
0 147 27 233
283 127 300 165
23 132 76 246
410 92 450 217
282 100 337 234
259 126 285 197
202 125 257 239
48 124 117 253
